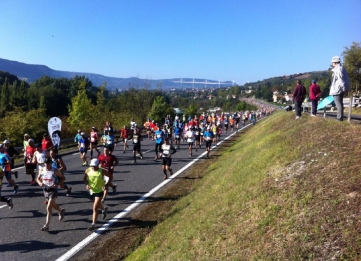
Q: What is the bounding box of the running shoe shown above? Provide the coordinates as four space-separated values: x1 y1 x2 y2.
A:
140 155 143 159
102 207 108 220
112 184 117 193
123 151 125 153
164 174 167 179
66 187 72 196
14 171 18 179
6 183 12 187
88 224 95 231
58 209 65 221
41 225 49 231
7 198 13 209
132 160 136 164
30 180 36 186
13 185 19 194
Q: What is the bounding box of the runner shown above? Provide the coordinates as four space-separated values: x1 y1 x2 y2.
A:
0 145 19 194
104 121 115 136
79 132 89 166
74 129 82 149
33 143 46 178
130 118 136 131
50 149 72 197
120 125 130 153
229 116 235 132
203 127 214 158
98 147 118 203
41 133 53 153
3 140 19 180
185 127 195 157
173 124 181 149
159 137 177 179
101 130 115 154
36 157 65 232
89 127 100 159
154 124 165 160
22 133 31 166
83 158 111 231
25 139 37 185
194 124 201 151
131 128 143 164
144 119 152 140
0 166 13 210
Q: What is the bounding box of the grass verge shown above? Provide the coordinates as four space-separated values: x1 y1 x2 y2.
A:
76 112 361 260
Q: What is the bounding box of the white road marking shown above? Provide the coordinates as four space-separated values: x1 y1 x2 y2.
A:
55 123 253 261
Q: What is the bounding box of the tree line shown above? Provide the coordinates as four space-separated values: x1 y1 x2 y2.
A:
0 72 257 146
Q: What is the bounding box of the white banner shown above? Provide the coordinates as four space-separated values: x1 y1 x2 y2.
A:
48 117 62 149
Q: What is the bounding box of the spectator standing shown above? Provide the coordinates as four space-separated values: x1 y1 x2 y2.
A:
292 80 307 119
309 79 321 117
329 56 350 121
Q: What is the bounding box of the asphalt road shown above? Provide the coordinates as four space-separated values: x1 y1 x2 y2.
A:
0 129 243 261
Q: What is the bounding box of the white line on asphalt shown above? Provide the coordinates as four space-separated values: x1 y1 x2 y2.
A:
56 123 254 261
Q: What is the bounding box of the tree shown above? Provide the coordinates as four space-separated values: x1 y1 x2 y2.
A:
0 108 48 145
342 42 361 93
147 96 174 124
184 103 199 118
67 81 94 132
0 77 10 115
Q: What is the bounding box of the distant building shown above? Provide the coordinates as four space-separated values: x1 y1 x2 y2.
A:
174 108 183 114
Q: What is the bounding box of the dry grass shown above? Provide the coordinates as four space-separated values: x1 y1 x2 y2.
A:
75 112 361 261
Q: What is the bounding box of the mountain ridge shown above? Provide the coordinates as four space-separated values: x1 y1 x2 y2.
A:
0 58 235 90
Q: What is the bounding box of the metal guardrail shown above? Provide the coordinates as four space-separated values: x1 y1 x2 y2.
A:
302 97 361 110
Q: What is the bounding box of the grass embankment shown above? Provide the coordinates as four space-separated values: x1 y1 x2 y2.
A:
125 112 361 260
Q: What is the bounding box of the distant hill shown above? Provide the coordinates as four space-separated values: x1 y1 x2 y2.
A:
0 58 235 90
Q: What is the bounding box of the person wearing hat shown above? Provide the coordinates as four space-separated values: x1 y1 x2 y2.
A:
329 56 351 121
3 140 20 179
0 144 19 194
309 79 321 117
25 139 37 185
37 157 66 231
83 158 111 231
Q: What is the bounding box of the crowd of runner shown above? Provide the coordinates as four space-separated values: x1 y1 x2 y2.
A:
0 103 275 231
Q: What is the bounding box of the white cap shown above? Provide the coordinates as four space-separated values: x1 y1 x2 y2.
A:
89 158 99 167
3 139 10 144
331 56 341 63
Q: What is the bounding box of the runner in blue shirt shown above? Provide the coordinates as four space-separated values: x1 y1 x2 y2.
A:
203 127 214 158
154 127 165 160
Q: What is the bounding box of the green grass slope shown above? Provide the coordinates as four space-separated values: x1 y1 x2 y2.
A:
126 112 361 261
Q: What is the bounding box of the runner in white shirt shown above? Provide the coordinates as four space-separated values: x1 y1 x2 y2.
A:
185 127 195 157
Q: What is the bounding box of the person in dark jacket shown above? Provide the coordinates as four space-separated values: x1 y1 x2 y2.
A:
292 80 307 119
309 79 321 117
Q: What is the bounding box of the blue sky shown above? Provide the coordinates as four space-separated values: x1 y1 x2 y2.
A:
1 0 360 85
